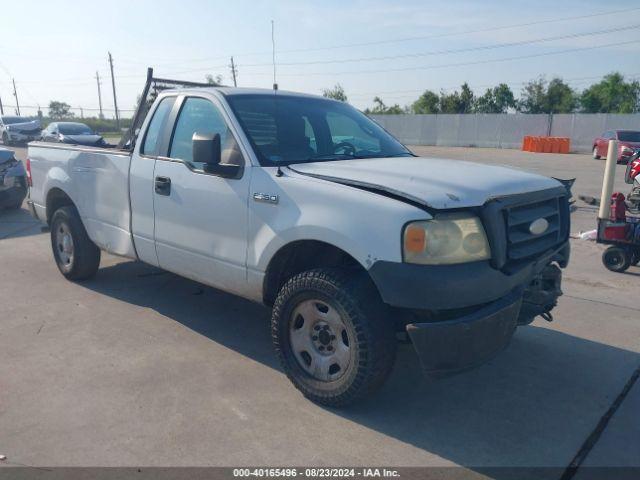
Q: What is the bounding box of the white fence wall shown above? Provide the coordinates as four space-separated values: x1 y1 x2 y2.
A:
370 113 640 153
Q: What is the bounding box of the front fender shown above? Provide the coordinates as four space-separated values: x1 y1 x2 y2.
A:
248 167 429 274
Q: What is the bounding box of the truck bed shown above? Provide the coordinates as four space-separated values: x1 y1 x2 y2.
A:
28 142 137 258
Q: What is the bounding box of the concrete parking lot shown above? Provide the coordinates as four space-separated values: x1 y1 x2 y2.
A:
1 145 638 474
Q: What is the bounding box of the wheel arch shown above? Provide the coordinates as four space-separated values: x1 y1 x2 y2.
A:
45 187 76 225
262 240 372 306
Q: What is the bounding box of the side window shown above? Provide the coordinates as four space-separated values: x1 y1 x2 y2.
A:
169 97 243 170
325 112 381 153
142 97 174 155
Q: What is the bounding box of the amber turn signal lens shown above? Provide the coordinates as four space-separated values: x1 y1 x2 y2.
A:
404 225 426 253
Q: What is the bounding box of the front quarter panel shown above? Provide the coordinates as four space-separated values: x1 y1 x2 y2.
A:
247 166 429 288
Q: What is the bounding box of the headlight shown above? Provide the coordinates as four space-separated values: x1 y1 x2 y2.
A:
403 213 490 265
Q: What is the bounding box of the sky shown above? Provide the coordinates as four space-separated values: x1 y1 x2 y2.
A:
0 0 639 118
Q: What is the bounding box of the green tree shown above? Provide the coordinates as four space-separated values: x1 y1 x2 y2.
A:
439 83 475 113
518 77 577 113
518 77 548 113
322 84 348 102
412 90 439 114
365 96 404 114
474 84 516 113
545 78 577 113
580 73 640 113
48 101 74 120
205 74 223 86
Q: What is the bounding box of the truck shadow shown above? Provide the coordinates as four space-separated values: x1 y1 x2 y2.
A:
83 259 639 473
0 205 44 239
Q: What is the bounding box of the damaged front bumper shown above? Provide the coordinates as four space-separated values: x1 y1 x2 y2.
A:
406 290 523 377
369 242 568 377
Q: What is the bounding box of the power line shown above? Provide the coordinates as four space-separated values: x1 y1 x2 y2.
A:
244 24 639 67
270 6 640 54
78 5 640 69
270 39 640 77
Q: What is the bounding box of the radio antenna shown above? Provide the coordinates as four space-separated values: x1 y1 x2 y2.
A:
271 20 278 91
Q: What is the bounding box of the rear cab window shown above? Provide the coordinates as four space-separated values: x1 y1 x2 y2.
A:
141 97 175 156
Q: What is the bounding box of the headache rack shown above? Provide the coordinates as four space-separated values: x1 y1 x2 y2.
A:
117 68 211 151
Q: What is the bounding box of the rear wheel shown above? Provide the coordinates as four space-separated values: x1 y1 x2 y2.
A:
602 246 631 273
50 206 101 280
593 146 601 160
272 268 396 407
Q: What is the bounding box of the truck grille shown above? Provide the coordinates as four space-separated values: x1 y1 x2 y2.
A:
504 196 568 262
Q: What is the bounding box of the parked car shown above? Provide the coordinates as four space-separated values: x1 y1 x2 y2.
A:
0 115 41 145
26 79 571 406
0 147 27 209
41 122 105 147
592 130 640 163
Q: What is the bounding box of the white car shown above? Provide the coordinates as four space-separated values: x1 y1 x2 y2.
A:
0 115 41 145
26 85 571 406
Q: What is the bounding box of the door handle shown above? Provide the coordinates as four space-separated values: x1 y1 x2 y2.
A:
155 176 171 196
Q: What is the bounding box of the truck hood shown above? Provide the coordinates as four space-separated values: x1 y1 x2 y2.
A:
290 156 561 209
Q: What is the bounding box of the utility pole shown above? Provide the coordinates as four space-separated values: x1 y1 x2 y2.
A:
12 78 20 116
229 56 238 87
96 71 104 119
108 52 120 128
0 93 4 115
80 107 84 119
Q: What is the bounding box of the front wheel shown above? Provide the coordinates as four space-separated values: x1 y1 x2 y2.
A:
602 246 631 273
50 206 101 280
2 132 11 146
271 268 396 407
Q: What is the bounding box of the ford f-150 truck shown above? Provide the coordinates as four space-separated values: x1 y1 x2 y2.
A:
27 71 570 406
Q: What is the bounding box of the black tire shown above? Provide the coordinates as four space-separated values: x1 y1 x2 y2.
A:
593 146 600 160
50 206 101 280
631 249 640 266
602 246 631 273
272 268 396 407
2 132 11 146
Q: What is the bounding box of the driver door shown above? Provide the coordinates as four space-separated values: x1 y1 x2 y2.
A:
153 95 251 296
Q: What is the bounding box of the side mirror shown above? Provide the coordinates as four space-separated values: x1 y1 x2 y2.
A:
192 132 240 178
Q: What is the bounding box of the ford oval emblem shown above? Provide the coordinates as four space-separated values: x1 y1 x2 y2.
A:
529 218 549 235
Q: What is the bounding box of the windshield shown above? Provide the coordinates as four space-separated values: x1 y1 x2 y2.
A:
2 116 26 125
225 94 412 166
58 123 93 135
618 131 640 142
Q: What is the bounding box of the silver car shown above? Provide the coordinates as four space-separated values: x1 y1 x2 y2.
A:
0 147 27 209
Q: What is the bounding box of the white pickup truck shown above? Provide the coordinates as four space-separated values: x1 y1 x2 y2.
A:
27 73 571 406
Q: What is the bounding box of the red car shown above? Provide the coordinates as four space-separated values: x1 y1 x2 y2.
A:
592 130 640 163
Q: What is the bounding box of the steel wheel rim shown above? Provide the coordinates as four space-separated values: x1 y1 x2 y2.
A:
55 222 74 269
289 299 351 382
